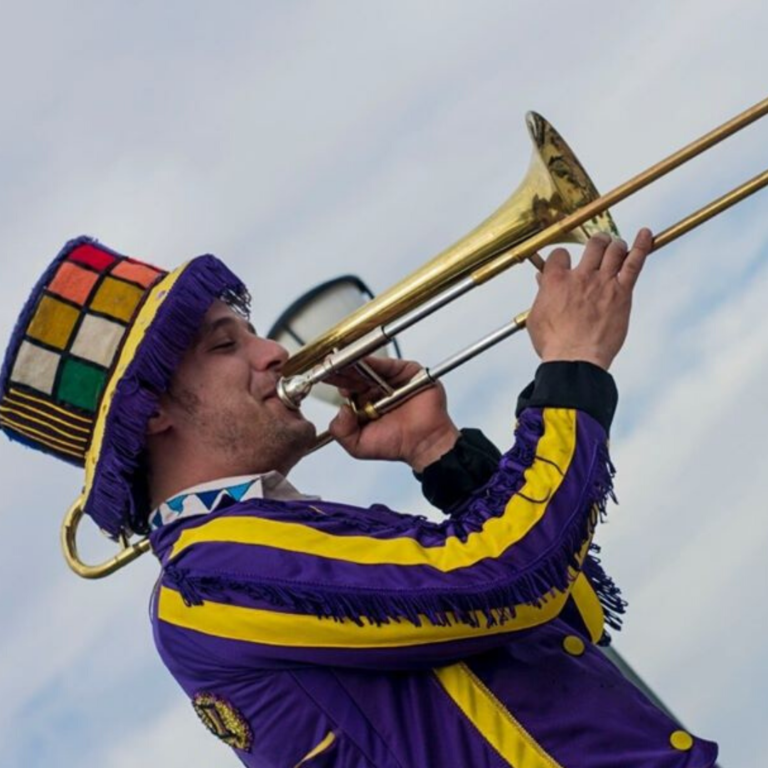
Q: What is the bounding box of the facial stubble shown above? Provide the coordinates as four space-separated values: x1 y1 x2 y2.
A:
170 386 315 473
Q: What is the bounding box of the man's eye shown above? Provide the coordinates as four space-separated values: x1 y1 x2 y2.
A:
211 340 236 351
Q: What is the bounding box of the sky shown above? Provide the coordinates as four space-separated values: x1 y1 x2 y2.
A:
0 1 766 765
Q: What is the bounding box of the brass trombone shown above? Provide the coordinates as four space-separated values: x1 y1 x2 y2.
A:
62 97 768 578
277 98 768 412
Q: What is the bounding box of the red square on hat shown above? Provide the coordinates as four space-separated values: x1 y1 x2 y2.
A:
68 244 117 272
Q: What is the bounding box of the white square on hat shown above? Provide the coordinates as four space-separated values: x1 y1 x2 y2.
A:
70 314 126 368
11 341 61 395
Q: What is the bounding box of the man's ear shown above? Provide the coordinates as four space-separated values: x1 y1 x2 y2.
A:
146 398 173 437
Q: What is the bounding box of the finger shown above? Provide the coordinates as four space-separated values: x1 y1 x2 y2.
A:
600 236 628 275
528 252 546 271
325 359 397 390
544 247 572 273
324 361 370 389
355 355 420 376
577 232 612 272
328 404 361 448
337 388 380 407
617 228 653 290
325 369 369 392
326 357 421 395
347 361 393 396
351 356 422 388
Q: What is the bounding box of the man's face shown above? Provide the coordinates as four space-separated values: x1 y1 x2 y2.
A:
160 300 316 476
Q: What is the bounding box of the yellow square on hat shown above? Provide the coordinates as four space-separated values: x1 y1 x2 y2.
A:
27 296 80 349
90 277 144 322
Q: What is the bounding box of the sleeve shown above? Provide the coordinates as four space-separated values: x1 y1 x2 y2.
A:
516 360 618 434
415 427 502 513
154 401 619 670
417 361 617 512
412 361 625 647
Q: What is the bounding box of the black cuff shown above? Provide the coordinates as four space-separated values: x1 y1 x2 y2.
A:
515 361 618 434
415 428 502 512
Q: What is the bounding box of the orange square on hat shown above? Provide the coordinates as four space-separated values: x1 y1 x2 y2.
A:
90 277 144 322
111 260 163 288
48 262 100 305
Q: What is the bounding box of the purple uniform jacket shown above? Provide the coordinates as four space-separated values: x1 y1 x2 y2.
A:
150 407 718 767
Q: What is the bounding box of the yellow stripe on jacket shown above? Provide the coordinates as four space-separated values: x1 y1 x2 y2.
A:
434 662 563 768
157 585 569 648
169 409 578 571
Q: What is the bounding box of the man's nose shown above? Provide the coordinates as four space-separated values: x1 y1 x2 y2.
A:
251 337 289 370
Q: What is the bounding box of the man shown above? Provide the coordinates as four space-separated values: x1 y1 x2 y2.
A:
0 230 718 766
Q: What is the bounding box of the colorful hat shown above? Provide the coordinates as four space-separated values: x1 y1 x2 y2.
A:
0 237 249 539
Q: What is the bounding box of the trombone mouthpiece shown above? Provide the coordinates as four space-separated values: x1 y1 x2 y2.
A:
277 375 312 410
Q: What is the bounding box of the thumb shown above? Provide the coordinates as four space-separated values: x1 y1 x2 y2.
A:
328 404 361 450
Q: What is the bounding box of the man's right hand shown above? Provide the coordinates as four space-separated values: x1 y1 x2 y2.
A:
525 229 653 370
327 356 460 473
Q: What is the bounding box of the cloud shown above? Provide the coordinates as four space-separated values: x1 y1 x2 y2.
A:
1 1 767 766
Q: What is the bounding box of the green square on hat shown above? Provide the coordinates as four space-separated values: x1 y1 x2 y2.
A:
57 358 108 412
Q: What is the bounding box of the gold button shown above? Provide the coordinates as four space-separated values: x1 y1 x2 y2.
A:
670 730 694 751
562 635 585 656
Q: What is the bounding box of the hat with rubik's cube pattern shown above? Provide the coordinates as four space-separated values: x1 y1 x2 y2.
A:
1 241 166 462
0 236 249 539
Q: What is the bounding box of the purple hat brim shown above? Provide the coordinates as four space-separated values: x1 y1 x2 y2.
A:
84 254 249 539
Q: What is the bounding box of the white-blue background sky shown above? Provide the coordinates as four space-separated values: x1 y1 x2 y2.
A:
0 2 766 766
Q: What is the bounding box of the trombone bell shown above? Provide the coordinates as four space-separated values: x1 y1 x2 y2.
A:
282 112 618 378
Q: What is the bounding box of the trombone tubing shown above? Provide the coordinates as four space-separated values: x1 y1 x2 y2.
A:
62 105 768 577
62 499 152 578
314 165 768 443
471 96 768 285
63 166 768 576
282 96 768 400
652 166 768 250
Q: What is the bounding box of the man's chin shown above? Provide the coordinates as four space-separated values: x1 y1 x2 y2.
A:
281 415 317 450
297 420 318 451
269 420 318 475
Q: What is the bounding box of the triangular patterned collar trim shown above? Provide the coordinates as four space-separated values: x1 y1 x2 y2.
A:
150 473 303 529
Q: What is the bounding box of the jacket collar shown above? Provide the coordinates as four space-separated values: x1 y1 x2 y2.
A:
149 471 311 529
